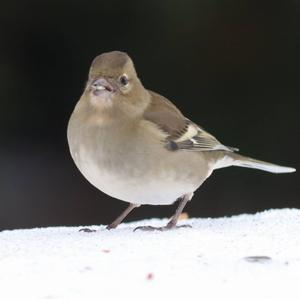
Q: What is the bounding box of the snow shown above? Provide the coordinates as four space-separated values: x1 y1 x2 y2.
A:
1 209 300 299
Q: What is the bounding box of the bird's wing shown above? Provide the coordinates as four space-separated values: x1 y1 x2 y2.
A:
144 90 238 152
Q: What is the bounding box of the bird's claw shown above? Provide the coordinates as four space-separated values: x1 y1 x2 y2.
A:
176 224 192 229
134 225 164 232
79 228 97 233
133 224 192 232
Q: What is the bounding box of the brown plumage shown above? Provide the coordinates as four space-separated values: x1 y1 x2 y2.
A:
67 50 295 231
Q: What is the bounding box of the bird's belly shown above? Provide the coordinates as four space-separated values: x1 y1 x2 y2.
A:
73 145 206 205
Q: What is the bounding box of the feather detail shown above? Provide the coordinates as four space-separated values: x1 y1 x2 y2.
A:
174 122 238 152
143 90 238 153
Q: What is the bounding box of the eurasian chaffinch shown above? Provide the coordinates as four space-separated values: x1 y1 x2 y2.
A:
67 51 295 231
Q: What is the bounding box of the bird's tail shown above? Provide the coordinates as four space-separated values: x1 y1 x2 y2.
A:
214 152 296 174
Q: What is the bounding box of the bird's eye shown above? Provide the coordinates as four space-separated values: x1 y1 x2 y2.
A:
119 74 129 86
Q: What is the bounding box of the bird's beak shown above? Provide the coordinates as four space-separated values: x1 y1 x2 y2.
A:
91 78 115 95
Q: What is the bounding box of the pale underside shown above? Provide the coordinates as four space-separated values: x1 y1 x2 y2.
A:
68 118 214 206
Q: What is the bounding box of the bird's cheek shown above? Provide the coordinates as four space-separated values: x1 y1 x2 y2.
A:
120 85 132 95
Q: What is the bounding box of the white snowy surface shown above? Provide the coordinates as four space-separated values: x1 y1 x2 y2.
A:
1 209 300 299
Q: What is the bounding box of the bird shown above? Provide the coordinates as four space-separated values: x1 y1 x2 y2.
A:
67 50 296 231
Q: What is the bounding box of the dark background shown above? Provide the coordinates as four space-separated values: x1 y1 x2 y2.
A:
1 0 299 230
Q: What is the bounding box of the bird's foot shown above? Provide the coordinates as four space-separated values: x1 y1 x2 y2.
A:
174 224 192 229
133 225 163 232
79 228 97 233
106 224 117 230
133 224 192 232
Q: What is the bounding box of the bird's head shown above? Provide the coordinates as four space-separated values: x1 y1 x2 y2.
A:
82 51 150 122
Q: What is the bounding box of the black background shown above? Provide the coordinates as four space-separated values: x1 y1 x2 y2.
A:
1 0 299 230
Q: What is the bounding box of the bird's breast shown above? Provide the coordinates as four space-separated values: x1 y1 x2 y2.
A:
68 122 210 205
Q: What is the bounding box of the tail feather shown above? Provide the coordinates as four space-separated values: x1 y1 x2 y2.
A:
214 152 296 174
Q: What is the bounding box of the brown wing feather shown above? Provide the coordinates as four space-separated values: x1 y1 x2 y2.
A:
143 90 238 152
143 90 189 139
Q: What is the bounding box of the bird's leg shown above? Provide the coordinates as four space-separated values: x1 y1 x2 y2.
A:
165 192 193 229
79 203 139 232
134 193 193 232
107 203 140 230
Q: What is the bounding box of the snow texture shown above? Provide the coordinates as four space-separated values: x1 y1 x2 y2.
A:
1 209 300 299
